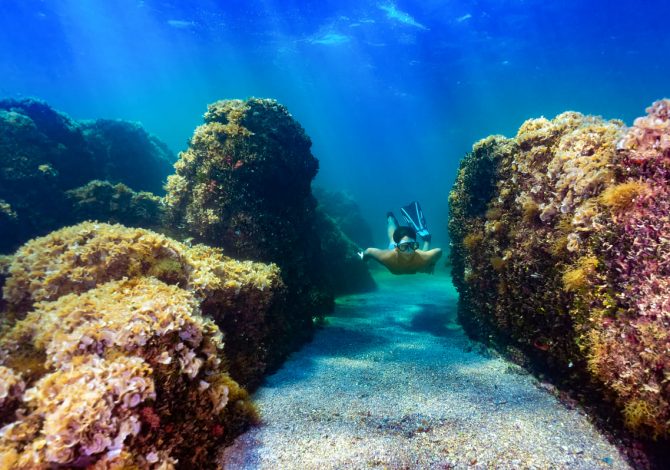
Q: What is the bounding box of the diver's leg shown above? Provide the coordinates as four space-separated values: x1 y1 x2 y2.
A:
387 212 398 244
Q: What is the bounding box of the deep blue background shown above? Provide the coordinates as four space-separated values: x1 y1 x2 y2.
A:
2 0 669 246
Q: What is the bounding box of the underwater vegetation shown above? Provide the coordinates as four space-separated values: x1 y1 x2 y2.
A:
0 93 378 467
449 100 670 441
66 180 164 231
0 99 174 254
0 95 376 364
2 222 284 389
0 95 378 468
0 221 292 468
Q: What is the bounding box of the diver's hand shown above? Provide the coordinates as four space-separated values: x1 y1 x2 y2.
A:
357 250 365 261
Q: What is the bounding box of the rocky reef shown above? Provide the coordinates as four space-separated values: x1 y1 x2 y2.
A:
0 99 174 253
313 187 375 249
166 98 336 360
315 208 376 295
2 95 376 371
79 118 175 195
448 100 670 442
65 180 164 231
0 221 289 468
0 96 378 467
3 222 284 387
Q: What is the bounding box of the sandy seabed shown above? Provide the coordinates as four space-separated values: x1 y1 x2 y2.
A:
219 270 630 469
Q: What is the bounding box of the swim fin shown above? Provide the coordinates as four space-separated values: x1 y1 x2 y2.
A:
400 201 430 238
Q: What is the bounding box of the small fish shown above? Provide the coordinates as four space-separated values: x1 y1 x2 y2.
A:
378 3 428 30
167 19 196 29
309 33 350 45
533 337 552 351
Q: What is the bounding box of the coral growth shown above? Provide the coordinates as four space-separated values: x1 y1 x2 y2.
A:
448 100 670 440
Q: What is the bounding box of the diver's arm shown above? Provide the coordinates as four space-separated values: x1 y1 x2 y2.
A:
359 247 386 263
427 248 442 261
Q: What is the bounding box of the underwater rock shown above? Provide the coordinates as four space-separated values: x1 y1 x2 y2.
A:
448 100 670 440
313 186 375 249
80 118 174 195
1 222 285 389
0 256 9 316
315 208 376 295
0 276 256 469
65 180 164 231
0 100 86 252
0 98 175 254
166 98 335 363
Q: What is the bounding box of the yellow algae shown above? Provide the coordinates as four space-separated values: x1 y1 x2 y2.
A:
3 221 281 314
600 181 649 211
0 277 256 468
562 256 599 292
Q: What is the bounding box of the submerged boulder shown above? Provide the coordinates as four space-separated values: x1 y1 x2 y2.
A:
314 187 375 249
65 180 164 231
316 208 376 295
448 100 670 441
166 98 334 362
0 277 253 469
2 222 284 387
0 99 174 254
80 118 174 195
0 221 291 468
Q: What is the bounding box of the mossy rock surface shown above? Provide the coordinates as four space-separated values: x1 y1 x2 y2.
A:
448 101 670 441
166 98 336 367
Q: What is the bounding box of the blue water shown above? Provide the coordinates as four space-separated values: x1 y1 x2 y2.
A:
2 0 669 245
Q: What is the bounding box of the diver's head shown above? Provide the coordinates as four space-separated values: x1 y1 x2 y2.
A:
393 226 419 255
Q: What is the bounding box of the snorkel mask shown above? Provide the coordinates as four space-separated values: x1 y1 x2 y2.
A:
397 241 419 252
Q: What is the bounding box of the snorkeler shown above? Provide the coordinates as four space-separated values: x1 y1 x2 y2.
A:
357 201 442 275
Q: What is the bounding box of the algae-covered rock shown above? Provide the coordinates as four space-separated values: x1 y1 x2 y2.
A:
2 222 285 388
313 187 375 249
166 98 333 362
0 221 299 467
448 100 670 440
0 99 174 254
0 277 254 469
65 180 164 230
0 255 9 316
80 119 174 195
316 208 376 295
